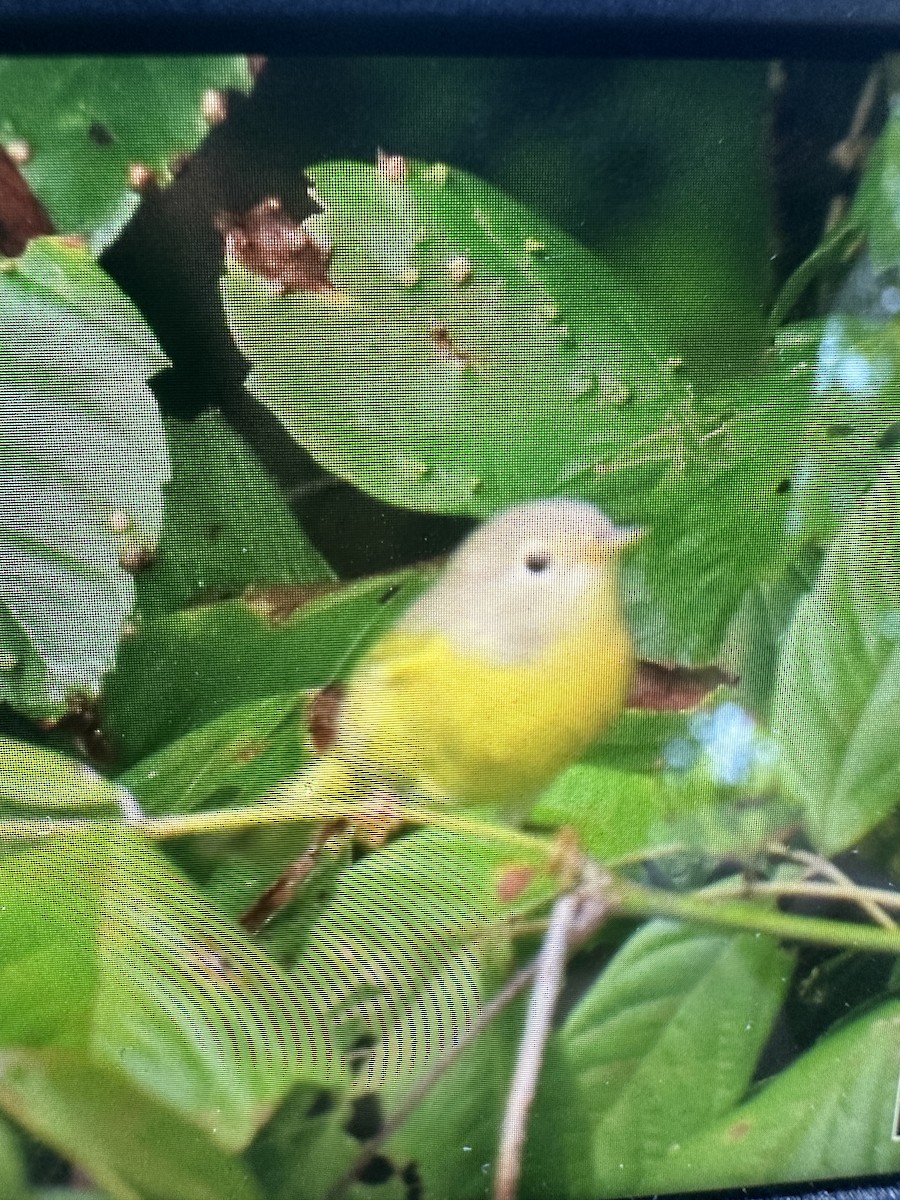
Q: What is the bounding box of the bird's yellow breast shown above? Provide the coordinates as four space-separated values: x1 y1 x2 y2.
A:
335 584 634 808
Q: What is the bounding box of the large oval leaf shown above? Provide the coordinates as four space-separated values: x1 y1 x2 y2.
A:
221 157 694 519
0 238 169 719
0 739 340 1150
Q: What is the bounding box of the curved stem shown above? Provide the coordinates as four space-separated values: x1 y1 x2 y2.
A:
614 880 900 955
136 788 553 860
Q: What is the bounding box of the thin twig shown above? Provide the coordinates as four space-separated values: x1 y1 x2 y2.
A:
615 880 900 955
711 876 900 920
494 893 577 1200
767 843 898 930
139 792 553 860
494 870 612 1200
829 63 883 172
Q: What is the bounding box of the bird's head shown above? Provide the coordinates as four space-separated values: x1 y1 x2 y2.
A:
402 498 643 663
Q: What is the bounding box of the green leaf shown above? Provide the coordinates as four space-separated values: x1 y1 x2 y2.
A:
0 741 340 1149
773 460 900 853
252 828 553 1199
249 1084 404 1200
0 57 253 249
119 694 345 950
382 970 525 1200
646 998 900 1192
0 736 126 820
771 96 900 543
555 920 793 1196
34 1192 108 1200
0 1114 26 1200
135 412 334 618
520 1034 596 1200
622 368 813 664
0 1049 260 1200
222 153 818 662
0 237 169 720
788 313 900 541
528 764 672 861
529 741 792 868
850 90 900 273
120 693 310 820
718 547 822 721
587 708 697 775
103 568 426 767
222 157 695 520
296 828 554 1082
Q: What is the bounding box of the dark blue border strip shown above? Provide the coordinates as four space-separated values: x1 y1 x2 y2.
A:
0 0 899 55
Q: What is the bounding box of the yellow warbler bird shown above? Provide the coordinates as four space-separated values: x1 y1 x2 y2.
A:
302 498 641 822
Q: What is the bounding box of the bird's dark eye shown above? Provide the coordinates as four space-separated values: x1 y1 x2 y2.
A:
525 551 551 573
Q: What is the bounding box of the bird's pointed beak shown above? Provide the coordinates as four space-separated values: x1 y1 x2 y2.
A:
584 524 645 562
609 524 645 550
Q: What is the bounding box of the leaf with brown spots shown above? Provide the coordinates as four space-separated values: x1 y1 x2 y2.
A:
215 196 336 295
307 682 345 754
242 582 341 624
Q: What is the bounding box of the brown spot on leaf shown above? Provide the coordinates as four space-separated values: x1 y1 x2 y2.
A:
727 1120 753 1142
429 322 474 367
497 864 537 903
377 148 408 182
214 196 336 296
233 739 267 764
118 542 156 574
242 581 339 623
0 145 55 256
54 693 115 767
308 683 345 754
127 162 157 192
627 661 737 712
